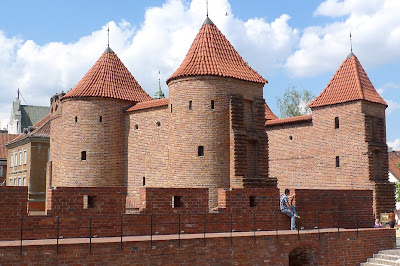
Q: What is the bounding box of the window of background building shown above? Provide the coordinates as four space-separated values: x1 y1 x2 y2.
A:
14 153 17 167
9 178 12 185
19 152 22 166
23 150 27 165
0 166 3 177
23 177 26 186
18 178 21 186
13 178 16 186
10 155 13 167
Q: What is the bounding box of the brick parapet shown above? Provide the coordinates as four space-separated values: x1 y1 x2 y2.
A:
0 229 394 265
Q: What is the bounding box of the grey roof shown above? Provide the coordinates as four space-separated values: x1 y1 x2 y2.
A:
203 16 214 25
153 78 165 99
20 105 50 130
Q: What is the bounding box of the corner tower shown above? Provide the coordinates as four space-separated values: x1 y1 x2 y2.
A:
309 52 393 216
49 46 152 187
166 17 276 207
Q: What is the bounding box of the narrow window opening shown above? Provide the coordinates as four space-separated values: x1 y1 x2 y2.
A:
99 116 102 122
83 195 96 209
81 151 86 161
249 196 257 207
336 156 340 167
198 146 204 156
143 177 146 186
289 136 293 141
75 116 78 123
189 101 192 110
173 196 183 208
335 117 339 129
134 124 139 130
170 104 173 113
211 100 215 110
156 121 161 127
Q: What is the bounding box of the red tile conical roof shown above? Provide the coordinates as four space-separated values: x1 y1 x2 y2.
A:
309 52 387 108
167 17 267 84
63 47 152 102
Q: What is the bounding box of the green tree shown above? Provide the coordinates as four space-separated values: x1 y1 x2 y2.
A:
276 86 315 118
395 163 400 202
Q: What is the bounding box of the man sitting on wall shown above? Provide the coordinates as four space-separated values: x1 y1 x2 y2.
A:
280 189 299 230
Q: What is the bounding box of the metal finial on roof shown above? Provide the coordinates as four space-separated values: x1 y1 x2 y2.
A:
206 0 208 17
350 31 352 52
107 24 110 47
17 88 20 99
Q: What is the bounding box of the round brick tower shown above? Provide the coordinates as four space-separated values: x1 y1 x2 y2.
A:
50 46 151 187
166 17 269 207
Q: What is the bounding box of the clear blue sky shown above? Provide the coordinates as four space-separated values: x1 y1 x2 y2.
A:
0 0 399 148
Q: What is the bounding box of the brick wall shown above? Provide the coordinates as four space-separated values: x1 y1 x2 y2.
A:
0 229 394 265
167 76 271 208
294 189 373 229
139 187 209 214
267 100 394 216
0 186 28 217
126 106 169 209
46 187 126 217
51 97 131 187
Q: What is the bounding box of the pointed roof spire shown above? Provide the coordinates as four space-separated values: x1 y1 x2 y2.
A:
308 53 387 108
350 31 353 53
62 48 152 102
167 18 267 84
154 71 165 99
107 24 110 47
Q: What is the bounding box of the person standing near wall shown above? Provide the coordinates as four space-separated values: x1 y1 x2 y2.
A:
389 210 396 228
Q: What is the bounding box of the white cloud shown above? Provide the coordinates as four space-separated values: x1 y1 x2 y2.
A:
388 138 400 150
386 99 400 115
0 0 298 129
287 0 400 77
377 82 400 94
314 0 384 18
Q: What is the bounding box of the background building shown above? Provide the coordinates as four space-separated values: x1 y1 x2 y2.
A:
8 90 49 134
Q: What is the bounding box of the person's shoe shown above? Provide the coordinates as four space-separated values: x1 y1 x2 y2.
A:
294 214 301 219
291 227 297 230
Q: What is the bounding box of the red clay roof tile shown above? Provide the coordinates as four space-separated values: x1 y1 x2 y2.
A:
6 114 50 145
389 151 400 180
63 47 152 102
309 52 387 108
167 18 267 84
126 98 169 112
265 103 278 121
265 114 312 126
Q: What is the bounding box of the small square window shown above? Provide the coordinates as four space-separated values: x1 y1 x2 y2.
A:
173 196 183 208
198 146 204 156
336 156 340 167
189 101 192 110
249 196 257 207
